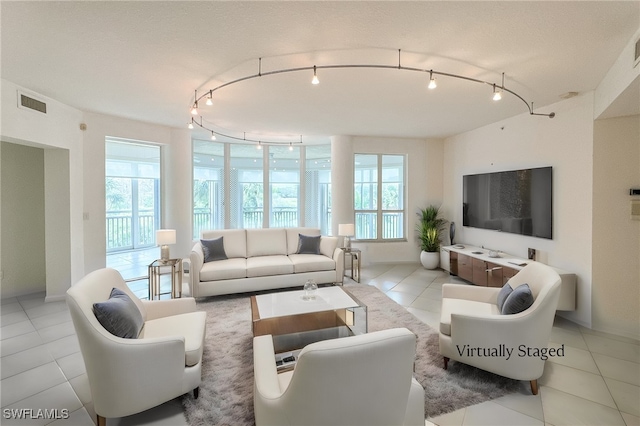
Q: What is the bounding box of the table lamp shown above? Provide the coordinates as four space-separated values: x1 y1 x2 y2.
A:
338 223 355 250
156 229 176 262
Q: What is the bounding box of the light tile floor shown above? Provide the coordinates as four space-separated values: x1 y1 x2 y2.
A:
1 263 639 425
106 247 160 282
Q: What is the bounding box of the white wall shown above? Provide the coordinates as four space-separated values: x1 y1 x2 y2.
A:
0 142 46 298
442 94 595 328
592 115 640 340
332 135 444 265
0 79 84 300
44 148 72 301
165 128 193 257
82 112 193 274
330 135 354 238
595 28 640 118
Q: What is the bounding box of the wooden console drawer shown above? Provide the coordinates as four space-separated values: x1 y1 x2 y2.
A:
456 253 473 282
486 261 504 287
472 258 488 286
502 266 518 284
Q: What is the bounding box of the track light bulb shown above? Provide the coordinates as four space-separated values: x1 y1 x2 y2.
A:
493 84 502 101
257 142 262 150
211 132 216 140
289 143 293 151
188 122 194 130
191 104 198 115
312 66 319 85
206 97 213 106
428 71 437 90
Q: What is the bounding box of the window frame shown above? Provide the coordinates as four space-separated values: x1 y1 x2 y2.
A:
353 153 406 242
191 141 332 235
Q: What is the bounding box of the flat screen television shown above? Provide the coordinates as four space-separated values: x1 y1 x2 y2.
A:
463 166 552 239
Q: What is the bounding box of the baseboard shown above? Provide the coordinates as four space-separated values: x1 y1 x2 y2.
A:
588 323 640 342
368 260 422 265
556 311 590 329
45 294 67 303
557 312 640 342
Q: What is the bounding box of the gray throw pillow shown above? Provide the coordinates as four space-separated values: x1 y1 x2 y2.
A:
93 288 144 338
496 282 513 312
297 234 321 255
201 237 228 262
501 283 534 315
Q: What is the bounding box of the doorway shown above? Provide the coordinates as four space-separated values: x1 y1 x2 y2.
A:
105 138 161 284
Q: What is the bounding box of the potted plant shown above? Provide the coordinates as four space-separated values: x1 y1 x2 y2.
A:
417 205 447 269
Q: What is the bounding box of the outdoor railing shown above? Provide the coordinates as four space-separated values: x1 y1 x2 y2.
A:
193 208 334 237
106 210 155 252
237 209 299 229
355 212 403 240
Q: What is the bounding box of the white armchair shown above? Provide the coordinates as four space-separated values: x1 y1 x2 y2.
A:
253 327 425 426
66 268 206 425
439 262 561 394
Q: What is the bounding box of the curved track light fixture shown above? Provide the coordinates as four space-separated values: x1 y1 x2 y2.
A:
189 50 555 144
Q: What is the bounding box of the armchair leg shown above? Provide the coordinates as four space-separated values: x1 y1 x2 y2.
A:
97 415 106 426
443 356 449 370
530 380 538 395
193 387 200 399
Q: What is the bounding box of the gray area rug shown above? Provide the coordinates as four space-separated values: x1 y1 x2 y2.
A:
181 283 524 425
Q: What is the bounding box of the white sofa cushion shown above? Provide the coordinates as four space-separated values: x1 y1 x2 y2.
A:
289 254 335 273
139 311 206 367
246 255 294 278
440 298 500 336
200 258 247 281
247 228 287 257
319 236 339 258
201 229 247 259
285 228 321 255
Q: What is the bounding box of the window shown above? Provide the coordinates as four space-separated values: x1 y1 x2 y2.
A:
193 140 224 238
105 139 161 252
354 153 405 240
192 141 331 232
230 144 264 229
269 146 300 228
305 145 332 235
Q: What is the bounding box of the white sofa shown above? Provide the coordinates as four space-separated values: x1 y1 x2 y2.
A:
253 328 425 426
189 227 344 298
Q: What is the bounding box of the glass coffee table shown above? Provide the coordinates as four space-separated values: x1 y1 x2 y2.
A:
251 286 367 356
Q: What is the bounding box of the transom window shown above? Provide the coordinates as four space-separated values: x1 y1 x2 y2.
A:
354 153 405 241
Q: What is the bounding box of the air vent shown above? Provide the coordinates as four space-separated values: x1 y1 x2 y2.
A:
635 38 640 68
17 90 47 114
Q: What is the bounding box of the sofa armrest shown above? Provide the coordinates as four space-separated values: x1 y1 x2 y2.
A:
333 247 345 284
253 335 283 399
86 334 188 418
450 305 553 350
442 283 500 303
141 297 197 320
189 243 204 298
404 377 425 426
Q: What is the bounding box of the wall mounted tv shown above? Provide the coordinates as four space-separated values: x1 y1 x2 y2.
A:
463 166 552 239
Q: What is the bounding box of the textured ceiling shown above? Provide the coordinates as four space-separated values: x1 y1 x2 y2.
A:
1 1 638 143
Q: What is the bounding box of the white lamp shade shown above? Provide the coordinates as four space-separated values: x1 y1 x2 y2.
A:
156 229 176 245
338 224 355 236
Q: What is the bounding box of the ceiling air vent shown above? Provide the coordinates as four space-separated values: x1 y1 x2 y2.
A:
17 90 47 114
